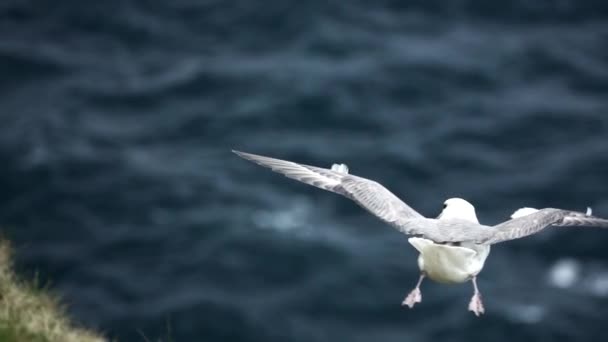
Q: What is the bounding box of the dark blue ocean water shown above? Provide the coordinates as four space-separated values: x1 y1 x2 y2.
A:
1 1 608 341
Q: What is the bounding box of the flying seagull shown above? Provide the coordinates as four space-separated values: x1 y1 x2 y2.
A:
233 150 608 316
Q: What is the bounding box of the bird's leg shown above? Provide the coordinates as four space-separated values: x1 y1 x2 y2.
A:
402 273 425 308
468 276 485 316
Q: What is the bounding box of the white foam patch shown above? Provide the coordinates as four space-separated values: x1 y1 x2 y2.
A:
253 198 313 234
517 304 545 324
588 272 608 297
505 303 546 324
547 258 580 288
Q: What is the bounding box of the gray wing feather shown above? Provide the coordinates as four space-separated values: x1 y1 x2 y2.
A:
233 150 425 229
484 208 608 244
233 151 342 191
339 176 425 221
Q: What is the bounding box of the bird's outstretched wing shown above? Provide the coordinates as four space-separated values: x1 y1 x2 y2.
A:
233 150 426 230
484 208 608 244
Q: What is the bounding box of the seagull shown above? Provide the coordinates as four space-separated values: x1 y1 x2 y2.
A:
233 150 608 316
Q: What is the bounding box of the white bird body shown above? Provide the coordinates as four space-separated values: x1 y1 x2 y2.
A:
409 237 490 284
409 198 490 284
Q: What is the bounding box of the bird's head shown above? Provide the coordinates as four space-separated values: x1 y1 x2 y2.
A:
437 197 479 223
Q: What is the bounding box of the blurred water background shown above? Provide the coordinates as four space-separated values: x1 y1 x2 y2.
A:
1 0 608 341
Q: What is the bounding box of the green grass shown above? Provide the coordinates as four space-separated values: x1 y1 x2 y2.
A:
0 239 107 342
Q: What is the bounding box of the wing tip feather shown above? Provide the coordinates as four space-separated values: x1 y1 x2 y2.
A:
232 150 266 164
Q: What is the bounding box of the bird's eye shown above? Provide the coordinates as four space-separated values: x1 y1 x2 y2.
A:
443 203 447 209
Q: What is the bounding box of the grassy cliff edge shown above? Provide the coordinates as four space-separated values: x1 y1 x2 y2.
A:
0 239 106 342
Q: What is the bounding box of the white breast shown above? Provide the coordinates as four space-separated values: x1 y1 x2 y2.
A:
408 237 490 284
